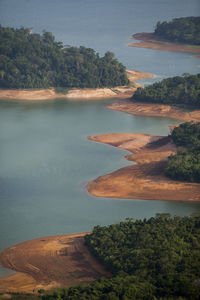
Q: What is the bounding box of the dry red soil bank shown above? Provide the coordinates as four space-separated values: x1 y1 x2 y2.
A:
87 133 200 201
128 32 200 56
107 100 200 123
0 233 110 293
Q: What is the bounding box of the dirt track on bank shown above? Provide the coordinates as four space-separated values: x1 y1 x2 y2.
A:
0 233 110 293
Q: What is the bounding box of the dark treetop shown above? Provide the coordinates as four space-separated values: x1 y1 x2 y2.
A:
39 215 200 300
154 16 200 45
132 73 200 108
0 25 129 89
165 122 200 183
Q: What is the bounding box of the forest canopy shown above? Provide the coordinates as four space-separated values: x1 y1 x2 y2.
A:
0 25 129 89
132 73 200 108
165 122 200 182
39 215 200 300
154 16 200 45
5 215 200 299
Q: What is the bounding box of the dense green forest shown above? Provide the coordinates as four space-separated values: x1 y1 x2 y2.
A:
7 215 199 299
132 73 200 108
0 25 129 89
154 16 200 45
165 122 200 182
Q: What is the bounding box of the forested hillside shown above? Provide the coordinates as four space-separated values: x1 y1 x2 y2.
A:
0 25 129 89
165 122 200 182
39 215 200 299
4 215 200 299
154 16 200 45
132 73 200 108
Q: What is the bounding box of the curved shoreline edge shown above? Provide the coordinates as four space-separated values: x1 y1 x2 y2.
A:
128 32 200 57
87 132 200 202
0 70 153 101
86 100 200 202
0 233 110 293
1 73 200 294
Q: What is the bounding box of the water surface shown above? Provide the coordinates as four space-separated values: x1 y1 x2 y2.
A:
0 99 199 254
0 0 199 77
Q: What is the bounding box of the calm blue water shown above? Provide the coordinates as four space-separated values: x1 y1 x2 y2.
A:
0 0 200 277
0 0 200 77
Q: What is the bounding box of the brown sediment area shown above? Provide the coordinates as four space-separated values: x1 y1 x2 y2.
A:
128 32 200 56
0 233 110 293
0 70 153 101
107 100 200 123
87 133 200 201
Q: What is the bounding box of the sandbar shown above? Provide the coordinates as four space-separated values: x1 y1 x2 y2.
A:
128 33 200 57
87 133 200 201
0 70 153 101
0 233 110 293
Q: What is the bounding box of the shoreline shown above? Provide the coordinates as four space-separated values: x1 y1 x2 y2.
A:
87 100 200 201
1 71 200 293
107 100 200 123
87 133 200 201
0 233 110 293
128 32 200 56
0 70 153 101
0 102 200 294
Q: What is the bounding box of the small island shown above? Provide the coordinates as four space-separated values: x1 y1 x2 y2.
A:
128 17 200 57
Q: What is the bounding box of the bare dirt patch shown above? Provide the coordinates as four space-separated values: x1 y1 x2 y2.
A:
107 100 200 123
87 133 200 201
0 233 110 293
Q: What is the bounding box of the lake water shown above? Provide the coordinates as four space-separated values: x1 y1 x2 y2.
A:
0 0 200 276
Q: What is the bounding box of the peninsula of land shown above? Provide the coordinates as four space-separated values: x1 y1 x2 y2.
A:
0 233 110 293
87 132 200 201
107 100 200 123
128 32 200 57
86 94 200 202
0 70 153 101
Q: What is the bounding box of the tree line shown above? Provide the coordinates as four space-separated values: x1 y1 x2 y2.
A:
5 214 200 299
0 25 129 89
41 214 199 299
154 16 200 45
132 73 200 108
165 122 200 182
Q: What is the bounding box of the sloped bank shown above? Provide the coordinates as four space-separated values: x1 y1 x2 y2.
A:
0 70 153 101
128 32 200 57
87 133 200 201
0 233 110 293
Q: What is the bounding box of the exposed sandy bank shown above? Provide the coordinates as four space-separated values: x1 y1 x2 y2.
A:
0 70 153 101
0 233 110 293
107 100 200 123
126 70 154 88
87 133 200 201
128 33 200 56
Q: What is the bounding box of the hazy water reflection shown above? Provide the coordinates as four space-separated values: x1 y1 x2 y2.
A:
0 99 200 263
